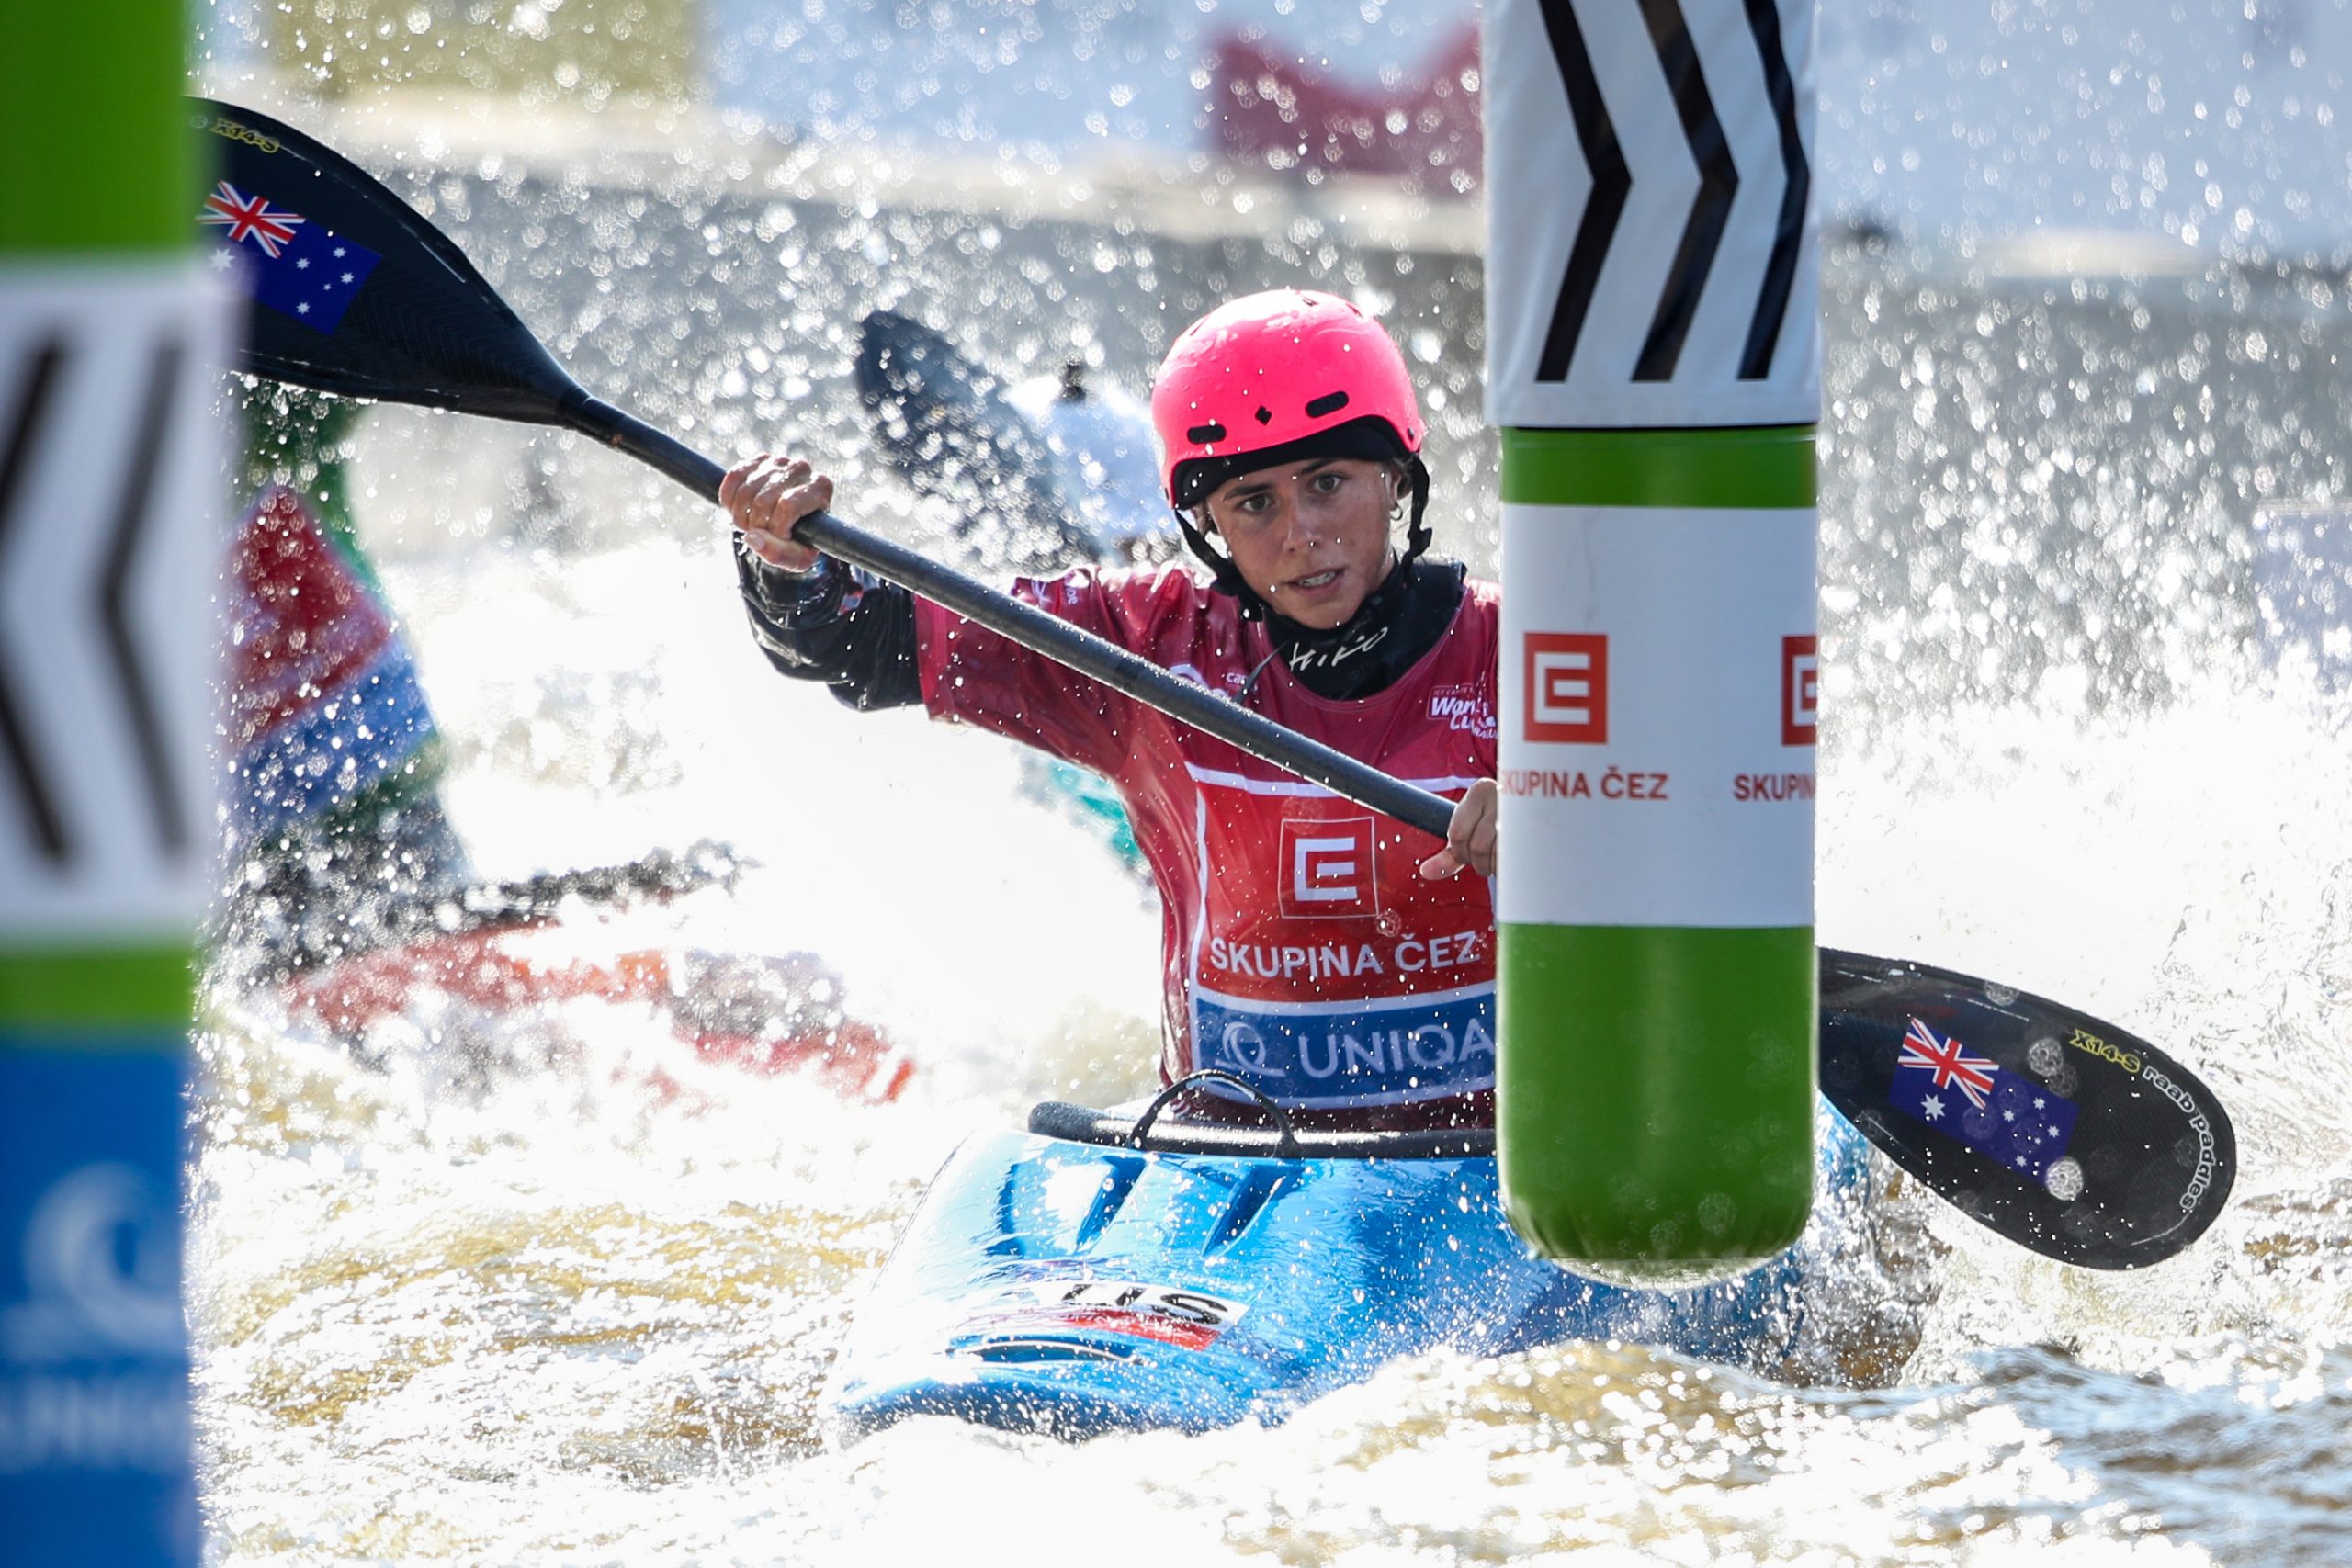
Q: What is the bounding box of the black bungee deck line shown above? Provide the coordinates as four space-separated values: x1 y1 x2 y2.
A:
194 96 2237 1269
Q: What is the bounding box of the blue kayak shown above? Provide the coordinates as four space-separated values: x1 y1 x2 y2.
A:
826 1084 1876 1439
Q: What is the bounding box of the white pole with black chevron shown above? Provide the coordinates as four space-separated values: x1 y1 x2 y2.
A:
1 6 226 1562
1485 0 1822 1280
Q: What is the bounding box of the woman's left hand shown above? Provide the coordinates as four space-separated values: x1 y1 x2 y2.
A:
1419 778 1497 880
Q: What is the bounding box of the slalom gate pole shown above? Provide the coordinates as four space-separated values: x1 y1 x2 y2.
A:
0 6 224 1561
1486 0 1822 1279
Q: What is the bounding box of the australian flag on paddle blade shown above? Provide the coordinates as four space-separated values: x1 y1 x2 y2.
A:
1889 1016 2080 1183
199 181 381 335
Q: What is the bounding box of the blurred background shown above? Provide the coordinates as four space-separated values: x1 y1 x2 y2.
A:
195 0 2352 253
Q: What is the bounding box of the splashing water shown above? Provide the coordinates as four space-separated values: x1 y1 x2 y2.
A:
185 136 2352 1566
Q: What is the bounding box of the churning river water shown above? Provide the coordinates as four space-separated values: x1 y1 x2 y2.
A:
192 144 2350 1563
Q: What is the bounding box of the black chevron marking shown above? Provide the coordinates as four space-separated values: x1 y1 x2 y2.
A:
1535 0 1630 382
1740 0 1810 379
100 339 190 854
0 340 74 864
1635 0 1738 382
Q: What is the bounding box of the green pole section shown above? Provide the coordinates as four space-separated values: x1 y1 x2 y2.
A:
1484 0 1823 1280
1495 429 1819 1277
0 6 197 253
1 1 215 1561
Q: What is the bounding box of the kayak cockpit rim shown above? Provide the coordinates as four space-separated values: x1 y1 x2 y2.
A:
1026 1080 1494 1162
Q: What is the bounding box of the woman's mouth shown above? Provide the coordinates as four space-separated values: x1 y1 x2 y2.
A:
1285 568 1343 593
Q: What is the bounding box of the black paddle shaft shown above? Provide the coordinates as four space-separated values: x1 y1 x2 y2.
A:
199 96 2237 1269
567 394 1458 839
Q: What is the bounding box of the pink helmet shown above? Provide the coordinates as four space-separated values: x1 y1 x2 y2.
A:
1151 289 1427 510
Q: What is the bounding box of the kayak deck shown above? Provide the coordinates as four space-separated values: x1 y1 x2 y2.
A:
826 1102 1871 1439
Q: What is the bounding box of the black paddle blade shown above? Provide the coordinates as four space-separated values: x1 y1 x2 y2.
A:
1819 948 2234 1269
854 310 1102 574
192 98 582 426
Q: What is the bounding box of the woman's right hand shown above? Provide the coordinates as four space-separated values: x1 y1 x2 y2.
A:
719 452 833 572
1419 778 1497 880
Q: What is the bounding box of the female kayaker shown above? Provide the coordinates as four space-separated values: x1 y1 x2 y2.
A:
722 289 1498 1129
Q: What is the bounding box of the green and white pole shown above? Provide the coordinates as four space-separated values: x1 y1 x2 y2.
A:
1486 0 1820 1278
1 6 223 1562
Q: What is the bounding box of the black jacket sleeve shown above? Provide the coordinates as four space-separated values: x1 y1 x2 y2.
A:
734 536 923 711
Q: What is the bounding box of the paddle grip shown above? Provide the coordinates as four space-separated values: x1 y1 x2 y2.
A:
570 393 1456 840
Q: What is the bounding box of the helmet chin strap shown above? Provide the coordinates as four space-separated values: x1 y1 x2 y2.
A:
1172 507 1267 618
1174 456 1433 623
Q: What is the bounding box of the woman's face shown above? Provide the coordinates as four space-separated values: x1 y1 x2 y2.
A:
1202 457 1399 629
